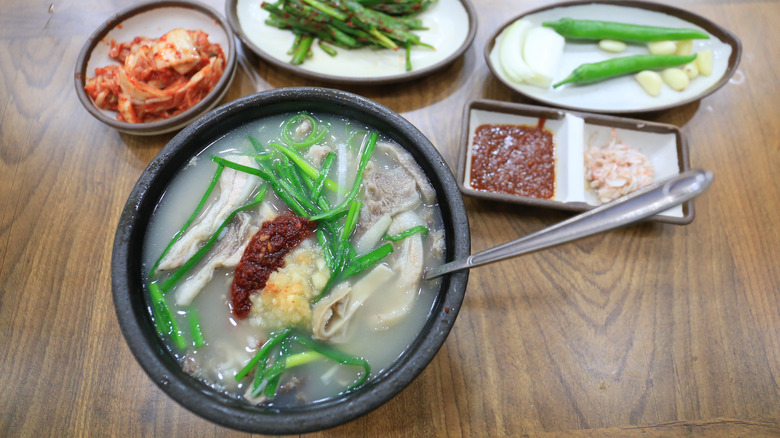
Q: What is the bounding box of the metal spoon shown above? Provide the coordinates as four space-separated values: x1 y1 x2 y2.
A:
423 169 713 280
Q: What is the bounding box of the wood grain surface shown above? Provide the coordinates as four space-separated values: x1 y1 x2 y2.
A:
1 0 778 437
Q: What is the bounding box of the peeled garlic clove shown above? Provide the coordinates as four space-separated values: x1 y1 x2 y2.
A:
662 68 690 91
675 40 693 56
648 41 677 55
607 178 627 188
598 39 626 53
697 49 714 76
683 62 699 79
634 70 663 96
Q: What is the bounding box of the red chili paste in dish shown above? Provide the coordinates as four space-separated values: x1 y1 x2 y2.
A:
230 212 317 319
469 120 555 199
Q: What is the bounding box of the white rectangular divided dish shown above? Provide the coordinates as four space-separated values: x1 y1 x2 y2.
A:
457 100 694 224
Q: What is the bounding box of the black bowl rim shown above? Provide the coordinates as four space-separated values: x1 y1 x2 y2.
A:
74 0 238 135
111 87 470 434
224 0 478 85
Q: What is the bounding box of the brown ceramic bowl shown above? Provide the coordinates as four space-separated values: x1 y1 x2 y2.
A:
75 0 237 135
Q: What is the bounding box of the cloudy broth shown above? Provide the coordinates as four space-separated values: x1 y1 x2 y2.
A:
142 112 445 405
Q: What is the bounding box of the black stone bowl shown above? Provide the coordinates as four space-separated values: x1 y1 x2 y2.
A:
111 87 470 434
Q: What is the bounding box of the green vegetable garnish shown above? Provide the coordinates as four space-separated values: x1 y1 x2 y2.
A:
291 35 315 65
310 131 378 221
270 141 339 193
318 41 338 57
261 0 434 69
280 112 328 149
340 243 394 279
149 282 186 350
236 329 292 381
187 307 205 348
238 330 371 398
148 164 224 276
312 152 336 199
156 198 266 294
384 225 429 241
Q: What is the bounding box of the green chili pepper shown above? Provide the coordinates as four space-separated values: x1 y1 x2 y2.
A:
553 53 697 88
542 18 709 43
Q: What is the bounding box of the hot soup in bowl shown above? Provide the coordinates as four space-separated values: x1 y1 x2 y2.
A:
111 87 469 434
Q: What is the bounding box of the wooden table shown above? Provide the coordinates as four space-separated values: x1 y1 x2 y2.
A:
2 0 778 436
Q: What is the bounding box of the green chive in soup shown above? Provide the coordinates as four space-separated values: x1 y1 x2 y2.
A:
143 111 445 406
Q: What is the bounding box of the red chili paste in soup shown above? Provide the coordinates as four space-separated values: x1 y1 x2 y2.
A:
469 120 555 199
230 212 317 319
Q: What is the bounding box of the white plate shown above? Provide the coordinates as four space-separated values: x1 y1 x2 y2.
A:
485 1 741 114
457 100 695 224
227 0 476 84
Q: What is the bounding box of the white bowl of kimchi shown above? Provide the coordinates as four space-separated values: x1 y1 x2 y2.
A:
75 0 237 135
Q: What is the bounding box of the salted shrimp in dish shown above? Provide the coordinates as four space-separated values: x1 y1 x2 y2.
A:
584 128 655 204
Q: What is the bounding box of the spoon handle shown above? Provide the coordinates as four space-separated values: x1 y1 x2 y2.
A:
423 169 713 280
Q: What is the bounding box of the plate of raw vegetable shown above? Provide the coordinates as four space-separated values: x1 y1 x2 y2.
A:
227 0 477 85
485 0 741 114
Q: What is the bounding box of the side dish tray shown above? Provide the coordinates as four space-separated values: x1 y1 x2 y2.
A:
457 99 694 224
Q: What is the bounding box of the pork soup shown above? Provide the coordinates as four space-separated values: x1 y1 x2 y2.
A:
142 111 445 406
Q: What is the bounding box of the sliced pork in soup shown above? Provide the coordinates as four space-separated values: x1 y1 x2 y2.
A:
142 111 445 406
